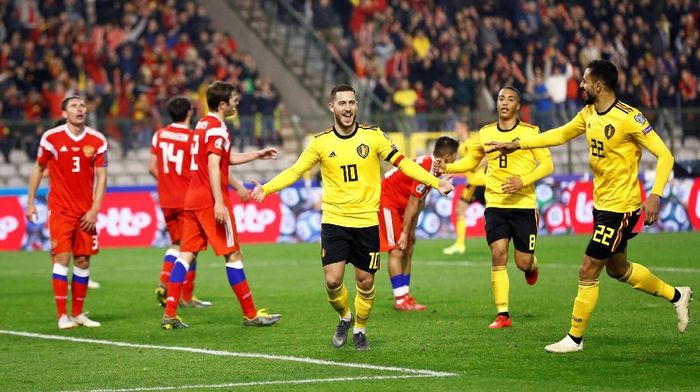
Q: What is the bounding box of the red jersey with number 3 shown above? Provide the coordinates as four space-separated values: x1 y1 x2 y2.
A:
151 123 193 208
184 113 232 210
37 125 108 217
380 154 434 215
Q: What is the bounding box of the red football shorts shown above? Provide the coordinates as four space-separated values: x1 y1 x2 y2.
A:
180 206 240 256
48 210 99 256
378 205 403 252
161 207 185 244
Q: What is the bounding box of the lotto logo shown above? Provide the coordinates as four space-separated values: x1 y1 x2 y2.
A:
233 204 276 233
97 207 153 237
0 216 19 240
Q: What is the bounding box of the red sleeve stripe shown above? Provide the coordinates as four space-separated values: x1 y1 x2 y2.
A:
392 154 405 166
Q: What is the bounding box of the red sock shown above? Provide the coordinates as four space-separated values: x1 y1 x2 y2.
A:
52 264 69 317
165 260 188 318
159 249 179 286
71 267 89 317
182 269 196 302
232 280 257 319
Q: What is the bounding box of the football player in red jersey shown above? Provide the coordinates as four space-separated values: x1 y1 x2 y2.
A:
160 81 281 329
26 96 107 329
379 137 458 311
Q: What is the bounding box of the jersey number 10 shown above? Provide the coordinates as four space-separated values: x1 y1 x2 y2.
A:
341 164 358 182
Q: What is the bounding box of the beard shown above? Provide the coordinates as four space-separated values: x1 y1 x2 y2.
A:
335 111 356 129
583 91 596 105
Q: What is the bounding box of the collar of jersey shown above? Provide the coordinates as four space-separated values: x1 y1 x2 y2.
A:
62 124 87 142
497 119 520 132
595 98 618 116
333 123 358 139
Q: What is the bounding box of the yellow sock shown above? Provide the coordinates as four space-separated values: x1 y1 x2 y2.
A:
354 285 376 331
455 215 466 247
491 266 509 313
621 262 675 301
568 279 600 338
326 283 350 319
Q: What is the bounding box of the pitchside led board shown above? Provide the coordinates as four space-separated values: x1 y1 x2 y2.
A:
0 177 699 251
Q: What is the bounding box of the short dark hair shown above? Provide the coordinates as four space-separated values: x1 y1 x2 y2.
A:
586 59 618 90
61 95 84 111
500 85 521 101
433 136 459 157
329 84 355 102
167 96 192 123
206 81 237 111
53 118 67 127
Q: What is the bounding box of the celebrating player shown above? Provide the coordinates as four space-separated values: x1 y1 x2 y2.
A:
251 84 454 350
26 95 107 329
380 136 458 311
436 86 553 329
487 60 693 353
160 81 281 330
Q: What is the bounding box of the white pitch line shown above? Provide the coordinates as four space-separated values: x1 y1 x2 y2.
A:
0 330 456 378
423 260 700 273
60 375 434 392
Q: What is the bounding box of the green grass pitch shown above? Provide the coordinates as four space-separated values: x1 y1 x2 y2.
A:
1 232 699 391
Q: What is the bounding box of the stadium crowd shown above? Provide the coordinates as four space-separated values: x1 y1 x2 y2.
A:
0 0 282 162
311 0 700 134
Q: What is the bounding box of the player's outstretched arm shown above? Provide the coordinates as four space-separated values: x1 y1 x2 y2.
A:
251 180 265 202
437 176 454 196
230 176 250 202
484 140 521 155
230 147 279 165
638 131 674 225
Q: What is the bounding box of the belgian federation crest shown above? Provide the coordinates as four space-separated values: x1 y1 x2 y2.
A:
604 124 615 140
357 143 369 158
83 145 95 157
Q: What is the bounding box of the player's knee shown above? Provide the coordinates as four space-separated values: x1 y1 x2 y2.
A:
73 256 90 269
325 274 343 289
490 247 508 266
578 256 603 280
356 275 374 291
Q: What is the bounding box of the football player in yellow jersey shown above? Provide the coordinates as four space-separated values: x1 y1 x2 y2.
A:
436 86 553 329
251 84 454 351
443 122 487 256
488 60 693 353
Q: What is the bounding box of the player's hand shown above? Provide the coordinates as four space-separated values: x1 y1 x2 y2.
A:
397 232 409 251
502 177 524 194
640 194 660 225
214 202 228 225
237 186 250 202
437 176 454 196
257 147 278 160
251 180 266 203
80 209 98 233
25 202 38 223
432 158 446 176
484 141 520 154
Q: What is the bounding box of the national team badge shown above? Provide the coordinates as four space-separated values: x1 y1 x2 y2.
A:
604 124 615 140
83 145 95 157
634 113 646 124
357 143 369 158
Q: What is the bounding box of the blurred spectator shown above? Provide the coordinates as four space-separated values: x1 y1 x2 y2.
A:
392 78 417 132
255 77 280 147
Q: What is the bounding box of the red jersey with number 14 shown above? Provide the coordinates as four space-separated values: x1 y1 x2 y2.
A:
380 154 435 215
184 113 232 210
151 123 193 208
37 125 108 217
